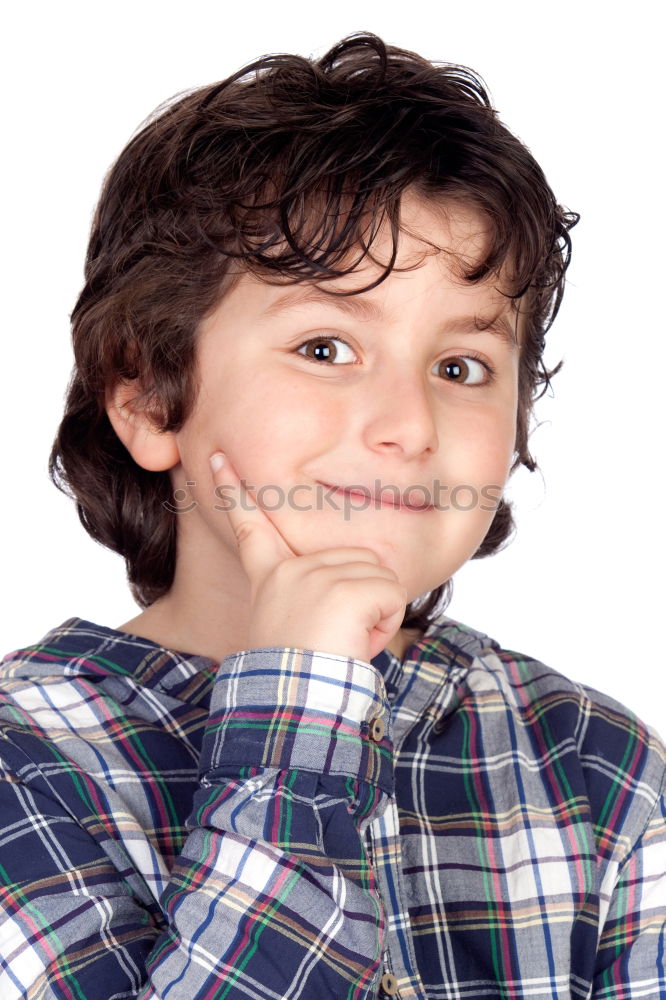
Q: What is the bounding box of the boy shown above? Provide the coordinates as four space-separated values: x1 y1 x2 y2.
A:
1 30 664 1000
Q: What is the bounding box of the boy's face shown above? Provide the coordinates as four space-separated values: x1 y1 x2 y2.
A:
170 192 520 613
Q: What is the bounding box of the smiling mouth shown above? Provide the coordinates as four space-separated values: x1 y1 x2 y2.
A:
320 483 434 512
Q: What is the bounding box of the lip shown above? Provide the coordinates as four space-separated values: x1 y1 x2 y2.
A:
319 482 434 512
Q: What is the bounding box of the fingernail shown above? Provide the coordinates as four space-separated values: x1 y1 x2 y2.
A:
209 452 226 472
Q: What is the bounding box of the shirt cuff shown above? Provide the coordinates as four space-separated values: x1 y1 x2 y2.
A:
200 647 394 794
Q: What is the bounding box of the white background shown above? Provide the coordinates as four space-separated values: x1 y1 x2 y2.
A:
2 1 664 734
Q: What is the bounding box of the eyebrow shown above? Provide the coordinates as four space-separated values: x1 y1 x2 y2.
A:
261 285 518 350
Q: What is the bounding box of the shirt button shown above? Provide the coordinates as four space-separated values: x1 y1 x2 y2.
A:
380 971 399 995
369 716 385 742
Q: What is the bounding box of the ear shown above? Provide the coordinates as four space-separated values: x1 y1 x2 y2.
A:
105 380 180 472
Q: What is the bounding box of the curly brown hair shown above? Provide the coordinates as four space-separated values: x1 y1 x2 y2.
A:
49 31 578 632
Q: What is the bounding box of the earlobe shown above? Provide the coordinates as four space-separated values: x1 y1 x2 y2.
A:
105 380 180 472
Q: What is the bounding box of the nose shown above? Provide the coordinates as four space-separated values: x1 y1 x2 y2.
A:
363 364 439 458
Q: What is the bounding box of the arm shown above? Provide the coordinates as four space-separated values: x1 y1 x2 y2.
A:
146 645 392 999
1 449 405 998
0 646 392 999
592 769 666 998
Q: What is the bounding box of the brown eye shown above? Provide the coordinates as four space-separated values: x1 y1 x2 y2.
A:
436 356 488 385
296 337 356 364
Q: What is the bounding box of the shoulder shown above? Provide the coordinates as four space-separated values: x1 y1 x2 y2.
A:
0 618 214 766
423 614 666 860
0 619 134 769
1 617 151 674
425 612 665 763
0 616 214 690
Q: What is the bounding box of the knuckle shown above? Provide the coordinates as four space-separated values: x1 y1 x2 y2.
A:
272 557 291 577
234 521 253 545
310 559 338 580
329 576 351 597
271 555 298 583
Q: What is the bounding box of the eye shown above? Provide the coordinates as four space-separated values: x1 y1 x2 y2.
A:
435 355 495 386
295 336 357 364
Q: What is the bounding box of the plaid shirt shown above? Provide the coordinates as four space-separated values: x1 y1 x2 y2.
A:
0 615 664 1000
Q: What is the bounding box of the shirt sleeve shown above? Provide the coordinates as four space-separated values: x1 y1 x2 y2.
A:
0 647 393 1000
591 769 666 999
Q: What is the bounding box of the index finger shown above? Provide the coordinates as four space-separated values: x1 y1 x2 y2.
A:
209 451 296 586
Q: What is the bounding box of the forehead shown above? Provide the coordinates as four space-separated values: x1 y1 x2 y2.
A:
217 193 520 349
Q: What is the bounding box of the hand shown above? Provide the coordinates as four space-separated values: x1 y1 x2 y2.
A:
210 452 408 662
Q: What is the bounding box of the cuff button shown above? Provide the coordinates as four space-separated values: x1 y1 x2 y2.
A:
380 971 399 995
369 716 385 742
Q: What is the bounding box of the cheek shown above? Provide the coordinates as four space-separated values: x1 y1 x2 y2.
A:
445 410 515 485
220 376 340 480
